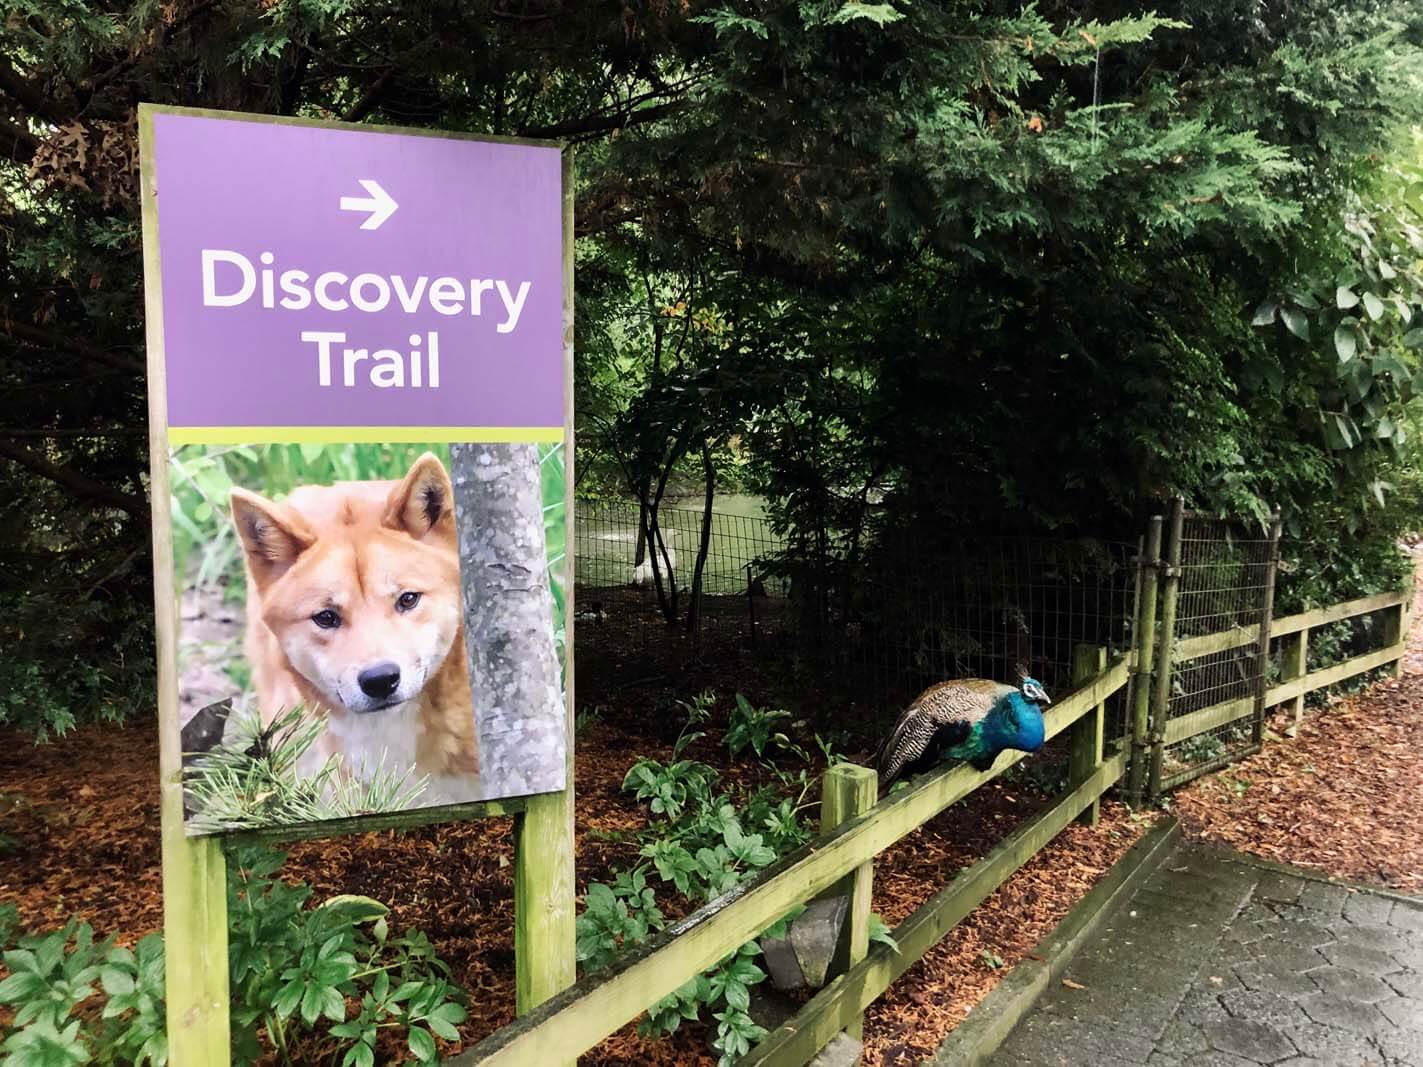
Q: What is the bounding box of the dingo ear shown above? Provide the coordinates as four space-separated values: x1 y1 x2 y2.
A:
231 488 317 585
383 452 455 541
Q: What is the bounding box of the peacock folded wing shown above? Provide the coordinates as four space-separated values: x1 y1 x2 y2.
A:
876 679 1016 787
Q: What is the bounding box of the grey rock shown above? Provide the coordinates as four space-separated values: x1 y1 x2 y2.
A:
809 1032 862 1067
1281 1022 1385 1064
1322 942 1404 977
758 930 806 991
1344 893 1396 927
1297 993 1393 1038
1387 972 1423 999
1218 988 1309 1031
1377 994 1423 1030
1233 961 1318 998
1308 966 1396 1003
747 985 799 1032
1390 903 1423 935
790 896 849 989
1203 1016 1296 1063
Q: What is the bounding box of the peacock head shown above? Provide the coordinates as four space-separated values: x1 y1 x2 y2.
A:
986 686 1048 754
1019 677 1051 706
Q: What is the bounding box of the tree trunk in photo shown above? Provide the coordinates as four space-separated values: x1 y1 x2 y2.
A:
449 443 565 799
686 443 716 635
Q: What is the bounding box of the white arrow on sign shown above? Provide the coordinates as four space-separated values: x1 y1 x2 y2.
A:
339 179 399 230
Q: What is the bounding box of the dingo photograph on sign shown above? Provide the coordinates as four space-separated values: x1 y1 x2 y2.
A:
172 441 567 833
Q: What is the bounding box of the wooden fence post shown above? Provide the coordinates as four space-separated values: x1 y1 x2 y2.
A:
1128 518 1163 802
819 763 878 1039
514 145 579 1028
1069 645 1107 826
1147 497 1185 798
1281 628 1309 737
1383 589 1409 679
1251 514 1282 747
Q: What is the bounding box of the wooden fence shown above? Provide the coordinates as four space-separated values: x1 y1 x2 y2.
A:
451 559 1412 1066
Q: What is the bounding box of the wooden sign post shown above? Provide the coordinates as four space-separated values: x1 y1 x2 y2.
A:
138 106 577 1064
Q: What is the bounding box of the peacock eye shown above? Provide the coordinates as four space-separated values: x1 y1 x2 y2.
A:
396 591 422 613
311 609 341 630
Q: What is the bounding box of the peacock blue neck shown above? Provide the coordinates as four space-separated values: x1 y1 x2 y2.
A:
983 692 1046 754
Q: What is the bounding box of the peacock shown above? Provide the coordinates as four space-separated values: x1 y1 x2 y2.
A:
876 676 1051 788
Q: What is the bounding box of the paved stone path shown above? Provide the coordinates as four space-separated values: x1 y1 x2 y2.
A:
989 844 1423 1066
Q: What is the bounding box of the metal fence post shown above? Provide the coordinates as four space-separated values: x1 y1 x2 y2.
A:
1128 517 1163 802
819 763 877 1039
1147 497 1185 798
1069 644 1108 826
1252 514 1282 746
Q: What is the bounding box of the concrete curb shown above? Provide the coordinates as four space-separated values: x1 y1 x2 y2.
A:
930 816 1182 1067
1200 844 1423 906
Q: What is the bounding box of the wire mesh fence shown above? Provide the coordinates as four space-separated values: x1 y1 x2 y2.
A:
812 534 1140 737
571 496 1403 798
571 500 792 699
1159 514 1276 787
574 499 787 597
571 501 1139 739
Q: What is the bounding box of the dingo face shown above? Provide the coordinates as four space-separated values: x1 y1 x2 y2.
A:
231 454 464 720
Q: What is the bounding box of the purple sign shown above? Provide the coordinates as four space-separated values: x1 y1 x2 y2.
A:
149 111 563 437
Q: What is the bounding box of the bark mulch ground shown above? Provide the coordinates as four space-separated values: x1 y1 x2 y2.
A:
0 697 1155 1065
1175 563 1423 896
1175 671 1423 894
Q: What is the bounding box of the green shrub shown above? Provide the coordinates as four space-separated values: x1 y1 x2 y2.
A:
579 692 885 1066
0 920 166 1067
0 851 466 1067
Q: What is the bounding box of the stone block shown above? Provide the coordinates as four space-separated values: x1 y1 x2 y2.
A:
809 1032 862 1067
790 895 849 989
760 931 806 991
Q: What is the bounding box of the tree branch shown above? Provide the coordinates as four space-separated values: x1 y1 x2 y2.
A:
3 319 146 374
0 439 146 517
0 114 37 165
519 100 685 140
342 67 397 123
0 56 64 124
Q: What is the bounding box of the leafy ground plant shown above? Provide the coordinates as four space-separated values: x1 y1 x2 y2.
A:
0 851 466 1067
227 848 466 1067
0 920 166 1067
579 692 890 1066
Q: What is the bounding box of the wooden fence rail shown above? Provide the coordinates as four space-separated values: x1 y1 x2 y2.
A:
455 659 1132 1066
1158 587 1410 756
449 577 1408 1065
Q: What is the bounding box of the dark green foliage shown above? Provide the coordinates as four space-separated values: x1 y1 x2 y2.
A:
4 1 1423 730
225 848 467 1066
0 921 167 1067
578 692 860 1065
0 853 465 1067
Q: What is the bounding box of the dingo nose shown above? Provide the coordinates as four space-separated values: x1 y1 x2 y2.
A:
358 662 401 699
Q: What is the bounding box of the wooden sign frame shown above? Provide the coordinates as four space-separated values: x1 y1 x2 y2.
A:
138 105 577 1063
